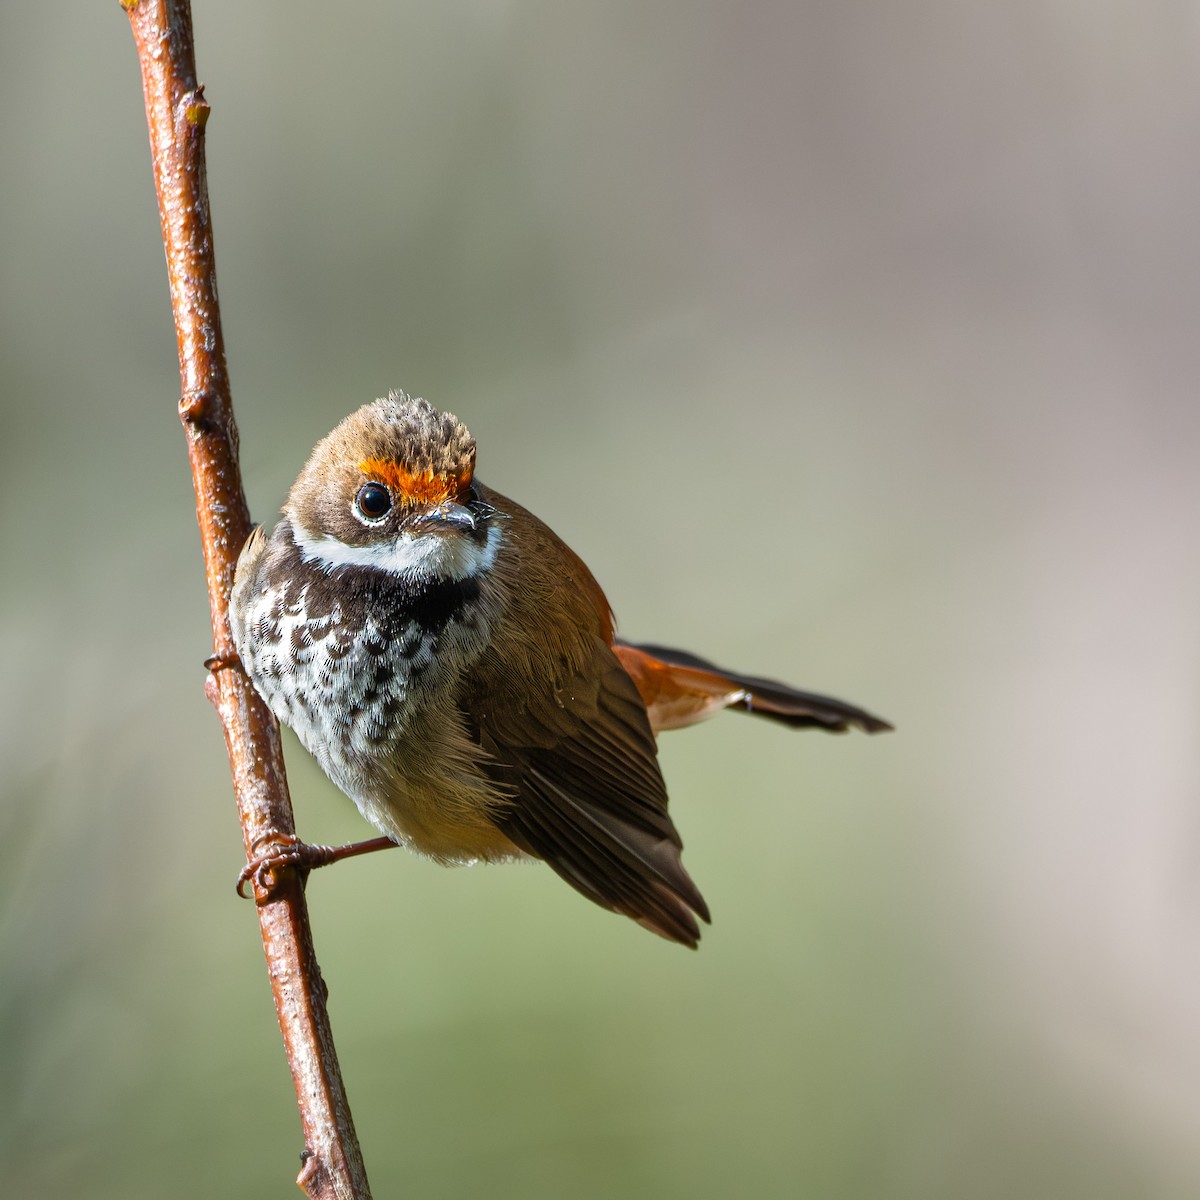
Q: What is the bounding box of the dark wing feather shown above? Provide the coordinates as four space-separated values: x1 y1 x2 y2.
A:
469 640 710 947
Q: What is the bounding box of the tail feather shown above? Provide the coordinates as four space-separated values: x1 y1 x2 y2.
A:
613 640 892 735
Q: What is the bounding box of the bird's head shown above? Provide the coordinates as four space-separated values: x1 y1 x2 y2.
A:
284 391 503 581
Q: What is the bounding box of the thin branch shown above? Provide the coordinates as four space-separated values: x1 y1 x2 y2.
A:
121 2 372 1196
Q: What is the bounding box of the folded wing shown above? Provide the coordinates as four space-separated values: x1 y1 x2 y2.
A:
468 639 710 947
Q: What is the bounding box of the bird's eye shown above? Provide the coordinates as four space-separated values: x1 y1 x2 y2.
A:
354 482 392 522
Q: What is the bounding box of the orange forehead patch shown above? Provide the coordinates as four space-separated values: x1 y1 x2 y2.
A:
358 457 471 505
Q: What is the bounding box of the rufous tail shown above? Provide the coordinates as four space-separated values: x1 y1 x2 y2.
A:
613 641 892 735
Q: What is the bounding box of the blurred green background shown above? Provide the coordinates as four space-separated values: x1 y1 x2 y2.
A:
4 2 1199 1196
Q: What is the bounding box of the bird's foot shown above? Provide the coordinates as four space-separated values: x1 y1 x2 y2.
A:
236 832 398 903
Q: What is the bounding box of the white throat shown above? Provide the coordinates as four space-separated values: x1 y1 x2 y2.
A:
290 519 502 583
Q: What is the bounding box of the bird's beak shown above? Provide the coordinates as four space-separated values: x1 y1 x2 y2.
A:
423 501 477 531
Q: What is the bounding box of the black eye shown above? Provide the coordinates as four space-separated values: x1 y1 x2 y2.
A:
355 482 392 521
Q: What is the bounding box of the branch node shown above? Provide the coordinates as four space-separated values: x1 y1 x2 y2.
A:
204 651 244 675
183 86 210 128
204 652 243 709
297 1150 333 1199
179 386 224 430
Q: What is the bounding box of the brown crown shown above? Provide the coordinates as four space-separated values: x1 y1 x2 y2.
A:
363 391 476 487
286 391 477 536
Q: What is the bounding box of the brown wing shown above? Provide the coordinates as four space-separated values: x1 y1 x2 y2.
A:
614 640 893 734
466 636 710 948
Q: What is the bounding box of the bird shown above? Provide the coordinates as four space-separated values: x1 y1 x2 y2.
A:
229 391 890 947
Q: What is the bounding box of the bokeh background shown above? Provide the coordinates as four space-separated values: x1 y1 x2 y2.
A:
4 2 1200 1196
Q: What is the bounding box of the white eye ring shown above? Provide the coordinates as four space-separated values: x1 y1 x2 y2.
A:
353 482 393 524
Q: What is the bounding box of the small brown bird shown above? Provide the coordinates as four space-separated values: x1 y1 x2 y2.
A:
230 392 889 946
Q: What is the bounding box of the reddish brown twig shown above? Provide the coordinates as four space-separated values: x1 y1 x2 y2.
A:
122 2 372 1196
